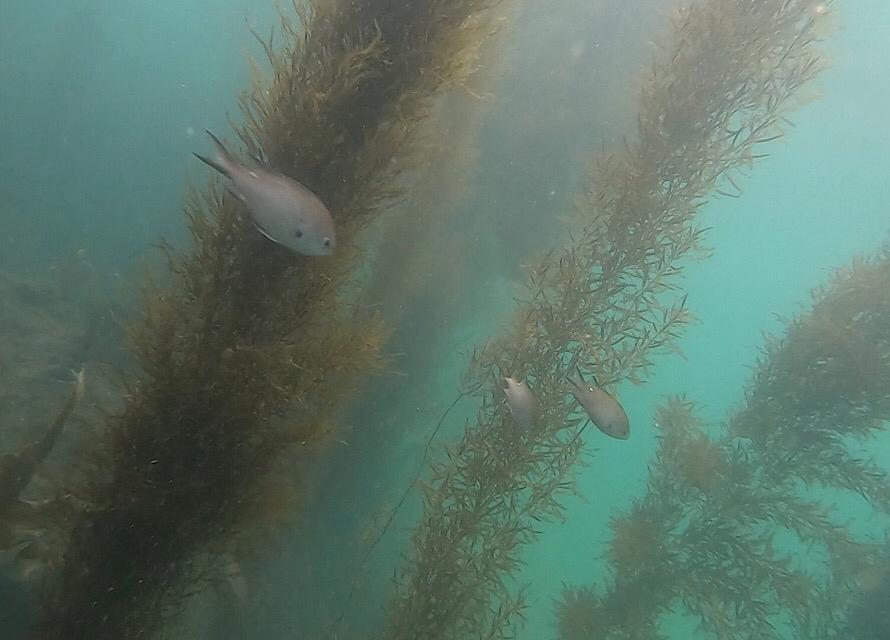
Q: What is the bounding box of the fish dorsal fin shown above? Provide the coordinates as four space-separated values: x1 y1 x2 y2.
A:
565 369 584 393
577 367 596 388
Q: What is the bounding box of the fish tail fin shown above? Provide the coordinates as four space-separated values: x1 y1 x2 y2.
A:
576 366 602 387
565 369 582 391
194 130 235 177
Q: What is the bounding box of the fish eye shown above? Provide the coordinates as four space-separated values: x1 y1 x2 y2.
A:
295 230 303 238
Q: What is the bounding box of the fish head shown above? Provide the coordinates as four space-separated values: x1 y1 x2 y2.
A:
283 208 336 256
602 418 630 440
248 173 337 256
502 377 538 429
502 376 521 398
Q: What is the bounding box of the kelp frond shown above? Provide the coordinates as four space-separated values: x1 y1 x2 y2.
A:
41 0 506 638
732 250 890 507
384 1 828 639
557 247 890 639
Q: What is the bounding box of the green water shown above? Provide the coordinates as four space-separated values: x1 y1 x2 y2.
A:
1 1 888 638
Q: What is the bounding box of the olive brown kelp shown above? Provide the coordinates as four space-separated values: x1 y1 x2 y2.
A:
844 538 890 640
383 1 829 639
555 248 890 640
40 1 505 638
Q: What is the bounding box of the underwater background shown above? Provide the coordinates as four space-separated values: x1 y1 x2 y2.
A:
1 1 889 639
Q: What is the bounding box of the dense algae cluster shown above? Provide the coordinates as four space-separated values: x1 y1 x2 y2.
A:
36 1 506 638
556 248 890 640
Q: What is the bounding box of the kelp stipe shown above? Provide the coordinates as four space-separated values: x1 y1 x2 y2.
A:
556 248 890 640
382 1 829 638
39 1 506 638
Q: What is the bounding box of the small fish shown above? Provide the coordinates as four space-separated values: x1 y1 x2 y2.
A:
503 377 539 430
194 131 335 256
567 368 629 440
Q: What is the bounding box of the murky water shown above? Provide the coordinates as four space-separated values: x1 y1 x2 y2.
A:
1 1 888 638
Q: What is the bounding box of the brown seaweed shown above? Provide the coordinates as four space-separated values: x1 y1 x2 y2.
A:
383 1 829 638
39 1 506 638
556 247 890 640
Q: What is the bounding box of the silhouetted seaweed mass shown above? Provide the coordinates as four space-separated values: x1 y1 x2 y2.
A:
556 248 890 640
845 539 890 640
384 1 828 639
40 1 503 638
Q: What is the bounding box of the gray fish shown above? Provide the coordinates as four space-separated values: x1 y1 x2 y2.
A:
567 368 629 440
503 377 539 430
195 131 335 256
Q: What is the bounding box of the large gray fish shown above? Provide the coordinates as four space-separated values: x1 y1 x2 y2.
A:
194 131 335 256
567 368 629 440
503 377 539 430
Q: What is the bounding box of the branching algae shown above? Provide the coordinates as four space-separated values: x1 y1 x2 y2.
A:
39 1 505 638
556 248 890 640
382 1 828 638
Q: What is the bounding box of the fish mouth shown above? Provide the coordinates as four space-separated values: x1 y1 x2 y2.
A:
610 427 630 440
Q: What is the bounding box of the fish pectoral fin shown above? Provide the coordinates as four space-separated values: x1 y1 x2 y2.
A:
253 224 281 245
226 186 247 203
245 151 268 169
